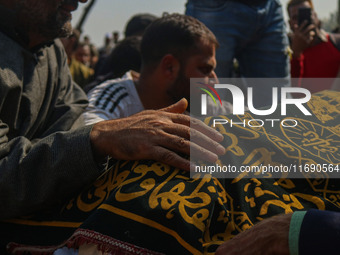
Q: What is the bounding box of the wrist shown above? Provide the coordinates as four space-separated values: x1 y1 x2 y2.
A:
289 211 307 255
90 122 108 163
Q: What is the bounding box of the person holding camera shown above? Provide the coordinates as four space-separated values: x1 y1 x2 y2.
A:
288 0 340 94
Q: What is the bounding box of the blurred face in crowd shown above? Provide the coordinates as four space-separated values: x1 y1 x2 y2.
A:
167 39 217 103
13 0 87 41
75 44 91 66
288 1 318 31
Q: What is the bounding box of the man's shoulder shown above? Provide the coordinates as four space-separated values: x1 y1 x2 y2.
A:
87 74 134 100
86 75 136 116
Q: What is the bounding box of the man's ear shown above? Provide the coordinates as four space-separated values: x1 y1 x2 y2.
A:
160 54 180 81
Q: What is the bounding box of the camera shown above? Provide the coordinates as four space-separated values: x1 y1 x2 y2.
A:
298 7 312 27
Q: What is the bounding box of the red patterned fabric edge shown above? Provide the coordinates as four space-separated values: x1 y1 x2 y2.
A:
7 228 164 255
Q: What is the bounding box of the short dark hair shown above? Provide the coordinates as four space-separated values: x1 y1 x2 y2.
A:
140 13 219 67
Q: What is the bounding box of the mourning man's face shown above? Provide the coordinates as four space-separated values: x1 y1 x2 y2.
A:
16 0 81 39
167 39 217 104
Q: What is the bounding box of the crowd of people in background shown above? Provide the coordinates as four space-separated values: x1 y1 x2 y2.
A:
65 0 340 105
60 13 157 90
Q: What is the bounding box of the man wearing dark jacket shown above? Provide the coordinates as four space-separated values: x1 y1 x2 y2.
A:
0 0 224 221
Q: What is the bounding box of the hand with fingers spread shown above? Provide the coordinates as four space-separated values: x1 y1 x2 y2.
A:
291 20 316 58
90 98 225 171
215 214 291 255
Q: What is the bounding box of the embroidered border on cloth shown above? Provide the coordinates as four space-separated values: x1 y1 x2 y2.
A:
7 229 163 255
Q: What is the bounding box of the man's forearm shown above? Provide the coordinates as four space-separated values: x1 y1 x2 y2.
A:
0 125 102 220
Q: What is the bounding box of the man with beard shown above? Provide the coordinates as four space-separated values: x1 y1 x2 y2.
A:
83 13 233 125
0 0 225 222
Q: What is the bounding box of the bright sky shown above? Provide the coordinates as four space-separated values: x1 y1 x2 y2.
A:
71 0 338 47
